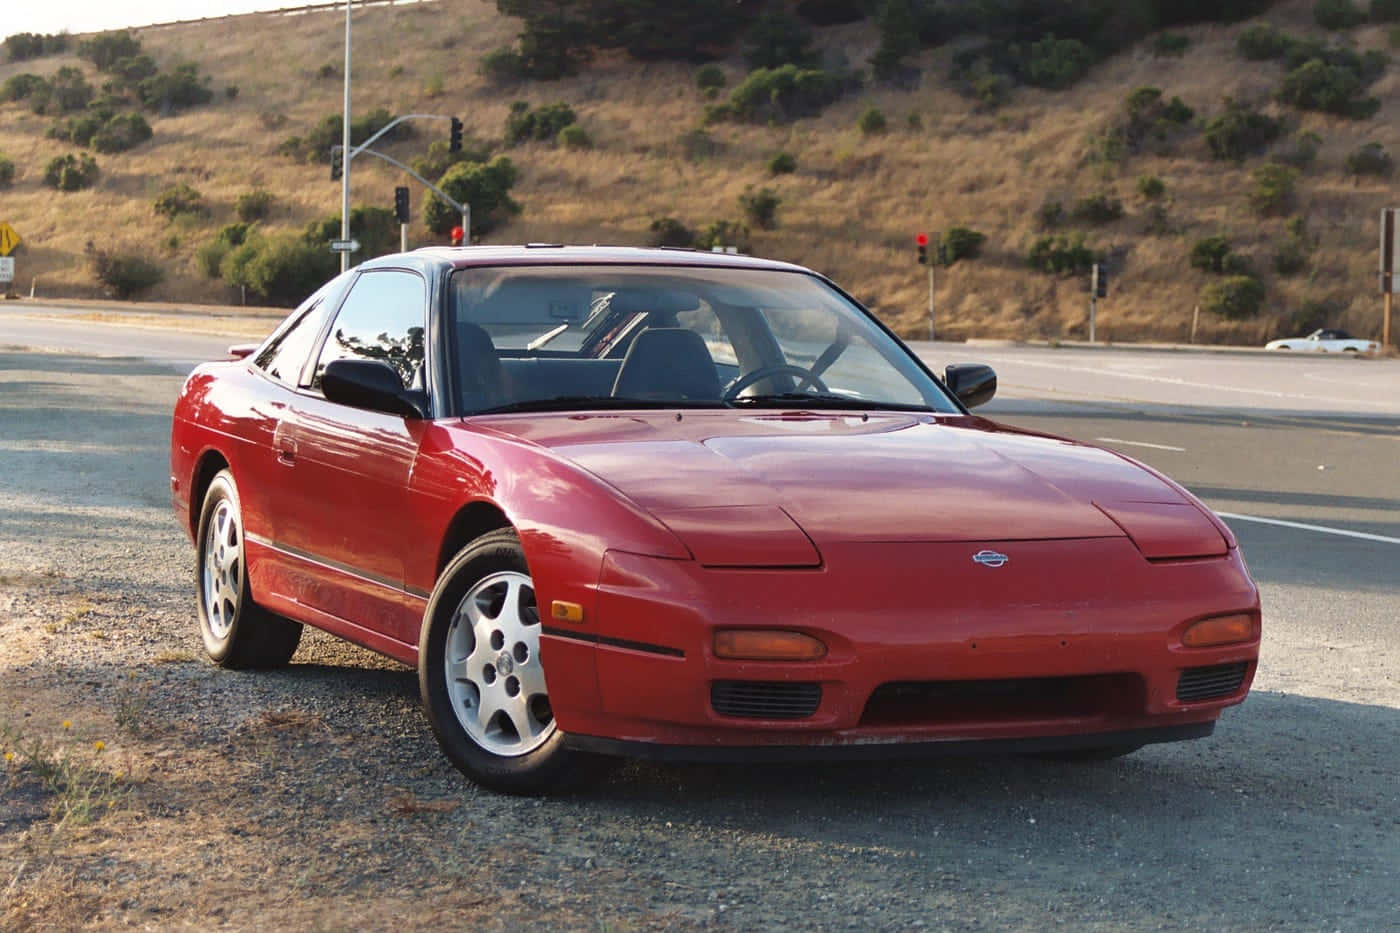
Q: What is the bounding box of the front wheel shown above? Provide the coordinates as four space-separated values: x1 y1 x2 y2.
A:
418 529 580 793
195 470 302 668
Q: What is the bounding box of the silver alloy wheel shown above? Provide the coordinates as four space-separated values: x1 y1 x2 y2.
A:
202 499 242 639
443 570 555 757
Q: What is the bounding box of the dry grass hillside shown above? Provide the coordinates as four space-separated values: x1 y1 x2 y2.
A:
1 0 1397 343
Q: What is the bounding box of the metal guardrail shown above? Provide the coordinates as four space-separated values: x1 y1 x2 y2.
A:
142 0 440 32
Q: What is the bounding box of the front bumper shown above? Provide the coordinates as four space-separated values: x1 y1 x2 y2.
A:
540 538 1260 750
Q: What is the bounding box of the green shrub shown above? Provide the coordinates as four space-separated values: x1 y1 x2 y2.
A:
1279 59 1381 118
5 32 70 62
768 151 797 175
1137 175 1166 199
0 153 14 188
1190 235 1234 274
153 184 208 220
196 223 255 278
1026 35 1095 90
91 113 152 153
138 63 214 113
225 85 239 100
304 207 399 260
694 220 750 252
86 243 162 299
648 217 696 248
282 108 406 162
871 0 921 84
1248 163 1297 215
481 46 526 84
696 64 726 96
1151 33 1191 57
32 67 93 115
2 73 47 102
77 31 141 71
858 107 887 135
717 64 858 124
49 113 104 147
411 138 491 181
1070 193 1124 224
558 124 592 149
230 190 272 222
1027 234 1096 275
317 62 337 79
743 9 816 70
223 234 337 307
941 226 986 264
1373 0 1400 21
424 157 521 235
105 54 158 92
43 153 99 191
1199 275 1266 319
1314 0 1365 29
1116 86 1195 155
1203 99 1283 160
1222 251 1256 276
504 101 577 145
1237 24 1291 61
739 187 782 229
1345 141 1393 175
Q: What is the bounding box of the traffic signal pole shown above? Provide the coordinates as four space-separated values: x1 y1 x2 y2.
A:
339 0 352 272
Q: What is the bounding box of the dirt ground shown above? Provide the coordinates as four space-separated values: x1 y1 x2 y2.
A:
1 346 1396 931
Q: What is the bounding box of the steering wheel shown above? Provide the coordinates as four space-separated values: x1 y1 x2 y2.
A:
724 364 829 400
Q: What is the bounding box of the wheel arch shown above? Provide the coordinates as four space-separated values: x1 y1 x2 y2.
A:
437 500 514 577
188 449 231 538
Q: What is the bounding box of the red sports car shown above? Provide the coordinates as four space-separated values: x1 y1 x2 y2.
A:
171 246 1260 793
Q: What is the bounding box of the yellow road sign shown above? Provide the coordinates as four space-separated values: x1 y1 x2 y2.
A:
0 222 20 257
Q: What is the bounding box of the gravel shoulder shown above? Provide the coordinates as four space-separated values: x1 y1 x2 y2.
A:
1 348 1396 931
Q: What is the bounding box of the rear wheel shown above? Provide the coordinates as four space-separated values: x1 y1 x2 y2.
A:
418 529 583 793
195 470 302 668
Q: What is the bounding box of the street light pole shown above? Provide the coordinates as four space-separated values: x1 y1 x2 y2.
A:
339 0 352 273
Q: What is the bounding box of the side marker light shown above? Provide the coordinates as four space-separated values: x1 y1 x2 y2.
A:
1182 614 1256 648
551 601 585 624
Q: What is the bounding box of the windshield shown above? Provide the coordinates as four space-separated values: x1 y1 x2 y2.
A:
447 264 957 415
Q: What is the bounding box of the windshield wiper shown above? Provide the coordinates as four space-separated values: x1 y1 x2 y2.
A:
726 393 931 412
473 395 718 415
525 322 570 351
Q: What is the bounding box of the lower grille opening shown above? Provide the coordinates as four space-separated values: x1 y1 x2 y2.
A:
861 674 1145 727
711 681 822 720
1176 662 1249 702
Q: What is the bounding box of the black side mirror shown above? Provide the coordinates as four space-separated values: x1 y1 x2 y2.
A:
322 359 429 418
944 363 997 409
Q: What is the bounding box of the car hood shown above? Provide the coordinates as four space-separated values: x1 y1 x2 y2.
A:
478 411 1227 555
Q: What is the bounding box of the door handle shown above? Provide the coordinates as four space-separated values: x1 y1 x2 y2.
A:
277 436 297 464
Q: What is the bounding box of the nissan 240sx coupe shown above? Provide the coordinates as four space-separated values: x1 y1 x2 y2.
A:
171 246 1260 793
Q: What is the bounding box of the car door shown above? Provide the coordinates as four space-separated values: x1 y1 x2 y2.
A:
271 268 433 651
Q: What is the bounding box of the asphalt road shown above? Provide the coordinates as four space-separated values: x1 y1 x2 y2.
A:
1 312 1397 928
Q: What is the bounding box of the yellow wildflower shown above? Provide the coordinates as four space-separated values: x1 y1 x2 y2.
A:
94 740 105 752
62 720 72 730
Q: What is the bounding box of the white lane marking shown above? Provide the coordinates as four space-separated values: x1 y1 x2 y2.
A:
1095 437 1187 452
1215 512 1400 545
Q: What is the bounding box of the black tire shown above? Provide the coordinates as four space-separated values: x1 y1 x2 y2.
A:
1032 744 1143 762
418 529 585 794
195 470 302 669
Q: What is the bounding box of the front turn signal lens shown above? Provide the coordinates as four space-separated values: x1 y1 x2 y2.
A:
1182 614 1256 648
714 629 827 661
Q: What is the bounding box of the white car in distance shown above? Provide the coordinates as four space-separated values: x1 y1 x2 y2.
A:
1265 329 1380 354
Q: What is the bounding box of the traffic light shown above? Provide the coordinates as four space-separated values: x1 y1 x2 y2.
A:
330 147 343 182
916 232 929 265
1093 263 1109 298
394 186 410 224
449 117 463 153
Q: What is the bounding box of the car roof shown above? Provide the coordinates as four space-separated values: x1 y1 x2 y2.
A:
404 244 814 275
